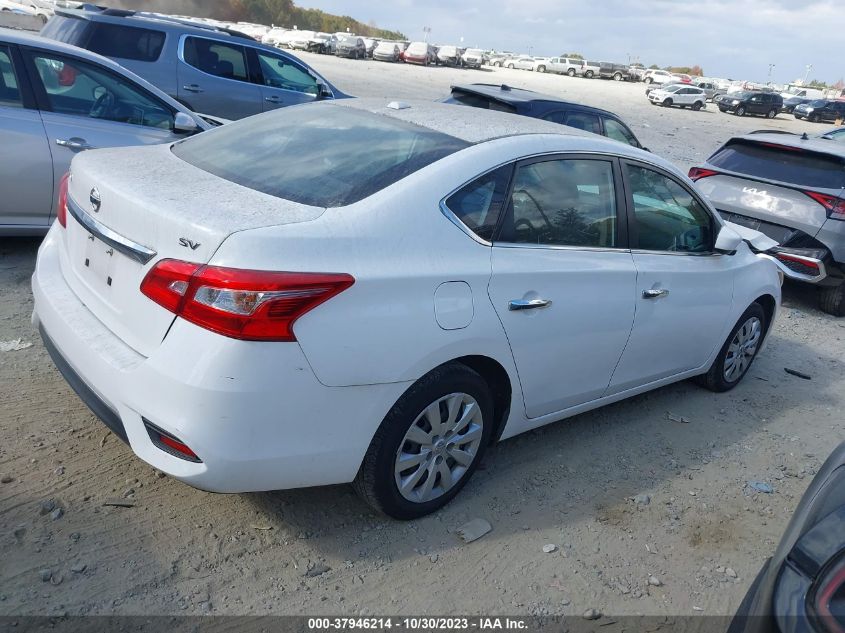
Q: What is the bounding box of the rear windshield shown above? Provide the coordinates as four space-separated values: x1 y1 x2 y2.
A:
172 105 469 207
41 15 90 44
709 140 845 189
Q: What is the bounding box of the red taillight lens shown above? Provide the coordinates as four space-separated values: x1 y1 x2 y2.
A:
774 252 821 270
688 167 718 181
805 191 845 221
813 554 845 633
140 259 354 342
56 173 70 228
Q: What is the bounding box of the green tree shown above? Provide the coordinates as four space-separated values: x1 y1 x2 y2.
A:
561 52 583 59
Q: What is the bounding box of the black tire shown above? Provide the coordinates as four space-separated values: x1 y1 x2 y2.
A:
819 283 845 317
696 303 767 392
585 70 594 78
663 98 673 107
735 105 746 117
613 73 622 81
809 113 820 123
645 77 653 84
537 65 546 73
766 109 777 119
567 68 576 77
507 64 514 69
353 363 494 519
692 101 702 111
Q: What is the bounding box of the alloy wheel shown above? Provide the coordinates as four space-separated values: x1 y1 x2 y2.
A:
394 393 484 503
723 317 762 383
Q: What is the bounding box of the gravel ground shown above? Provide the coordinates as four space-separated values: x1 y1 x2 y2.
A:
1 54 844 619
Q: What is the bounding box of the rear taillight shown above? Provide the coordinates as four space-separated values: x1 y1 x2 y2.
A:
56 173 70 228
812 554 845 633
805 191 845 221
688 167 718 181
140 259 354 342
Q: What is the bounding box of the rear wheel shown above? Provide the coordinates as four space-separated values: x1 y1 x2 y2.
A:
819 283 845 317
692 101 703 111
645 77 653 84
697 303 766 392
766 109 778 119
735 105 746 116
353 363 494 519
585 70 594 78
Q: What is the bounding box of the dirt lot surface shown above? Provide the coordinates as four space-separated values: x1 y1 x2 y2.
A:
1 55 844 618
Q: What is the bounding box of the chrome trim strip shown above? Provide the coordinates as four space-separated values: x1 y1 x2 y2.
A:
66 197 157 265
438 200 493 247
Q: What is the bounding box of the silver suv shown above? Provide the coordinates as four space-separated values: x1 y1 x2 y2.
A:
691 133 845 315
40 6 343 120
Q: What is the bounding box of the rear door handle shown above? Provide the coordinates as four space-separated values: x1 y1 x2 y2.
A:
182 84 204 93
56 137 94 151
643 289 670 299
509 298 552 311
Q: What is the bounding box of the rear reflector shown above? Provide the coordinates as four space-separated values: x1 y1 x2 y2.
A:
140 260 354 342
143 419 201 463
804 191 845 221
57 173 70 228
688 167 718 181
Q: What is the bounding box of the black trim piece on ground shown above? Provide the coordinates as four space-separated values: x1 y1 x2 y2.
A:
39 324 129 445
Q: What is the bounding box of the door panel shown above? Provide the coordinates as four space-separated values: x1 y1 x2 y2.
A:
0 44 53 227
488 156 636 418
177 36 261 119
608 162 735 393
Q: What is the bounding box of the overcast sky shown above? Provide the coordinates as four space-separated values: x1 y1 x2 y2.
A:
296 0 841 84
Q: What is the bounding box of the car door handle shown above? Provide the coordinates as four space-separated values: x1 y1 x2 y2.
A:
56 138 94 151
264 96 284 103
642 289 670 299
509 298 552 311
182 84 204 93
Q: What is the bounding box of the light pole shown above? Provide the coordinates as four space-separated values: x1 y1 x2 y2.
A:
423 26 431 43
528 45 533 56
804 64 813 85
768 63 775 84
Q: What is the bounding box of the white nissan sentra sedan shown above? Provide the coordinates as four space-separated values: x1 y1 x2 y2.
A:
33 99 801 519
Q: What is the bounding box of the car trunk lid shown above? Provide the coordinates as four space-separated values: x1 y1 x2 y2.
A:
60 144 325 357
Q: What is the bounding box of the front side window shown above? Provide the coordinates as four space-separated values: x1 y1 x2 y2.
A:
0 46 22 108
445 165 512 241
29 52 174 130
183 37 248 82
603 118 639 147
499 159 618 248
625 164 714 253
255 51 319 95
87 23 165 62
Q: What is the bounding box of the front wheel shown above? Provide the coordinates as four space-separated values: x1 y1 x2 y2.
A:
645 77 653 84
735 105 746 116
613 73 622 81
663 98 673 107
697 303 766 392
507 64 514 69
537 65 546 73
353 363 494 519
567 68 576 77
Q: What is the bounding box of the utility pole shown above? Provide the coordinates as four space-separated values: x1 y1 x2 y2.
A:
804 64 813 85
768 63 775 84
423 26 431 43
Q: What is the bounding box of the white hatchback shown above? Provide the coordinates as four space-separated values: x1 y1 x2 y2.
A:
649 85 707 110
34 100 790 519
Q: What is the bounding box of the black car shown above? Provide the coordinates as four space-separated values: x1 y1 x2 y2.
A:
795 99 845 123
716 91 783 118
782 96 813 114
335 35 366 59
442 83 646 150
729 441 845 632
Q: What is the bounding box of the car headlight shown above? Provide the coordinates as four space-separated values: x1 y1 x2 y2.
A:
732 100 740 105
806 108 815 113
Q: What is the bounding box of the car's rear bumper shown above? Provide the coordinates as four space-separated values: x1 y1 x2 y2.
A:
32 226 410 493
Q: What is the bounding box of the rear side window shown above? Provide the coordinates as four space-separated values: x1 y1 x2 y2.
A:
565 111 601 135
0 46 21 108
172 104 470 207
445 165 512 241
709 141 845 189
87 23 165 62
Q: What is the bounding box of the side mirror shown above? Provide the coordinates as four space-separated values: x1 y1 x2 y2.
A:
317 82 332 99
714 225 743 254
173 112 201 135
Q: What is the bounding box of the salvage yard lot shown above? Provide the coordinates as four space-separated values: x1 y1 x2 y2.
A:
1 54 844 617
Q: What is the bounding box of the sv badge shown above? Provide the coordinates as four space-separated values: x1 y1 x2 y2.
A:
179 238 202 251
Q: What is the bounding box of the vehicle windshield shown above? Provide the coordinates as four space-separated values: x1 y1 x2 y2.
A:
295 31 315 39
375 42 395 51
338 35 358 44
808 100 828 107
439 46 457 56
466 49 483 56
172 104 469 207
407 42 427 54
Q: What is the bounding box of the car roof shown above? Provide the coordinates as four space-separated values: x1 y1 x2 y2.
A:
728 132 845 158
449 83 620 117
332 98 665 163
53 7 257 41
